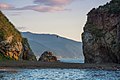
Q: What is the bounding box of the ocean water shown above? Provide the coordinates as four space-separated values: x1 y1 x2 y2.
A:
59 58 84 63
0 69 120 80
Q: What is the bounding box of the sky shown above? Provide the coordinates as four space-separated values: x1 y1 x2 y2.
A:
0 0 111 41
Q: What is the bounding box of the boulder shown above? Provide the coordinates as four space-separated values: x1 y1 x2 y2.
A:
39 51 57 62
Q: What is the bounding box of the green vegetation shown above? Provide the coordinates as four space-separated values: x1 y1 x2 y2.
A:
0 53 14 61
0 11 23 60
0 11 22 42
0 11 36 61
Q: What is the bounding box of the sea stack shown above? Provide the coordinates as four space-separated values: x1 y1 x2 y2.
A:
82 0 120 63
39 51 58 62
0 11 36 61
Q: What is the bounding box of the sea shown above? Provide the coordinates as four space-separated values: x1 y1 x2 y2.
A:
0 59 120 80
59 58 84 63
0 69 120 80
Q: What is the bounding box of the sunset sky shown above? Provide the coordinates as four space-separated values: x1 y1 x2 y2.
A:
0 0 111 41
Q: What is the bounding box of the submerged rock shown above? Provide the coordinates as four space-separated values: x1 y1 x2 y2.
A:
0 11 36 61
82 0 120 63
39 51 57 62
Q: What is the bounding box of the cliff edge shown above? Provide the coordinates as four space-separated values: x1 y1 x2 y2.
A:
82 0 120 63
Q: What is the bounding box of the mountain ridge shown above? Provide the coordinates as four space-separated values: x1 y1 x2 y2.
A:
22 31 81 43
22 32 84 60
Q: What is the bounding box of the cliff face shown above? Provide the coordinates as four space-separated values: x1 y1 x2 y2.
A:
82 0 120 63
0 11 36 61
21 38 36 61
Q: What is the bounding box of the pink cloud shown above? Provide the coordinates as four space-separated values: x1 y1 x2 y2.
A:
15 5 66 12
33 6 65 12
19 0 75 12
34 0 73 6
0 3 14 10
0 0 74 12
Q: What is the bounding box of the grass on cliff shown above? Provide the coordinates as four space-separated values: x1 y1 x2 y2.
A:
0 11 22 42
0 53 14 61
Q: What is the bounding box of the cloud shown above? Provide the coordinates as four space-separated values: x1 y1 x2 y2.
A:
0 3 14 10
0 0 75 12
34 0 74 6
15 5 67 12
16 0 74 12
31 6 65 12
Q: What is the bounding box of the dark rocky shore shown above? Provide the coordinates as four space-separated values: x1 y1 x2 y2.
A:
0 61 120 70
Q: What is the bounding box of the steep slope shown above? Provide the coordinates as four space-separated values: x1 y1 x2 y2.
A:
82 0 120 63
0 11 36 61
22 32 84 60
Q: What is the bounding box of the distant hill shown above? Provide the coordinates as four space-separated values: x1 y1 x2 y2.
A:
22 32 84 60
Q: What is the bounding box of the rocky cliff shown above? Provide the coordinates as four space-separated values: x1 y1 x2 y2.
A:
21 38 36 61
0 11 36 61
82 0 120 63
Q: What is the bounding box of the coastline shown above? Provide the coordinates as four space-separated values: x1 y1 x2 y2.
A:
0 61 120 70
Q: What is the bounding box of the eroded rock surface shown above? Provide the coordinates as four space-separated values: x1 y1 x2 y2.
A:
82 0 120 63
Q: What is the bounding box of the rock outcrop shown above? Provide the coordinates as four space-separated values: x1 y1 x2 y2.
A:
39 51 57 62
0 11 36 61
21 38 37 61
82 0 120 63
